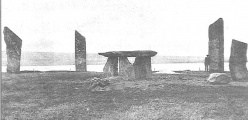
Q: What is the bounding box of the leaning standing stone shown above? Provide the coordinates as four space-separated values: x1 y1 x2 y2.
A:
75 30 86 72
3 27 22 73
208 18 224 73
229 39 248 81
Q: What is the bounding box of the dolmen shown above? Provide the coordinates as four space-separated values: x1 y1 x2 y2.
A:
98 50 157 79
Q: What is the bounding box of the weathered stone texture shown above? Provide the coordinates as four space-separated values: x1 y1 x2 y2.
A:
103 57 118 76
75 30 86 71
208 18 224 73
4 27 22 73
99 50 156 79
207 73 231 84
99 50 157 57
119 57 135 80
133 57 152 79
229 39 248 81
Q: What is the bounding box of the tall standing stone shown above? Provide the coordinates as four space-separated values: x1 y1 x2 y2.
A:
229 39 248 81
3 27 22 73
75 30 86 72
208 18 224 73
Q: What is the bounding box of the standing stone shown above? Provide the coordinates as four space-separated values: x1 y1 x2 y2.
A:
3 27 22 73
208 18 224 73
75 30 86 72
119 57 135 80
103 57 118 76
229 39 248 81
133 57 152 79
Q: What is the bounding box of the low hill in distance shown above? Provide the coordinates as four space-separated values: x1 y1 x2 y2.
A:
1 51 230 66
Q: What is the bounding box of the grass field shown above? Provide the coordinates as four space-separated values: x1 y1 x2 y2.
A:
1 71 248 120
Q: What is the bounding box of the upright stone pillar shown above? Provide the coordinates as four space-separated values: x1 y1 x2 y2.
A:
133 57 152 79
75 30 86 72
103 57 118 76
208 18 224 73
119 57 135 80
229 39 248 81
3 27 22 73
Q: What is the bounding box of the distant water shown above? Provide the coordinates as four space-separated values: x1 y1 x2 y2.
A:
153 63 236 73
2 63 246 73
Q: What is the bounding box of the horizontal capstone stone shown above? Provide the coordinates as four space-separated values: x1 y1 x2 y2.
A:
98 50 157 57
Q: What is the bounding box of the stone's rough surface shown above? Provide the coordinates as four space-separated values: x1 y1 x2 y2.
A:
208 18 224 73
133 57 152 79
75 30 86 71
99 50 157 79
4 27 22 73
98 50 157 57
119 57 135 80
207 73 231 84
229 39 248 81
103 57 118 76
88 77 111 92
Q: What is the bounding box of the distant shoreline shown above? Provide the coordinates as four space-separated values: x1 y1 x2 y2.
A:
2 63 241 73
1 51 246 66
1 61 246 66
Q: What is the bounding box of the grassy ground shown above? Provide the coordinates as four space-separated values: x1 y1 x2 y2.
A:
1 71 248 120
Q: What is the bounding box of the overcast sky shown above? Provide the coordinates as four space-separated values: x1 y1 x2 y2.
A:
2 0 248 56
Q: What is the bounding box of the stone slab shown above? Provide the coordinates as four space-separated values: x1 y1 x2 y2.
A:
133 57 152 79
98 50 157 57
119 57 135 80
103 57 118 76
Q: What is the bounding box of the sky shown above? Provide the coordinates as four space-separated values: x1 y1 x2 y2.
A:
2 0 248 56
